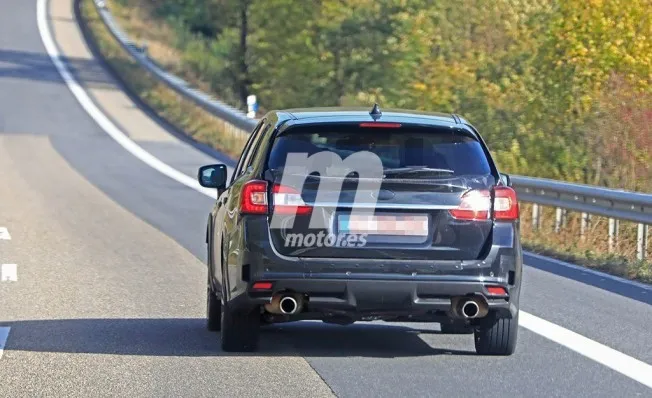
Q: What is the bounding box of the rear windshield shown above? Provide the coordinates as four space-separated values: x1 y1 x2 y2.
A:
267 125 492 177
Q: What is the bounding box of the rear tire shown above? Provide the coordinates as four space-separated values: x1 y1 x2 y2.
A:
474 312 518 355
219 269 260 352
206 272 221 331
220 302 260 352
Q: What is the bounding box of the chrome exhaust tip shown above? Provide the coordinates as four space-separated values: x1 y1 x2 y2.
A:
449 296 489 319
264 293 304 315
461 300 480 318
279 296 298 315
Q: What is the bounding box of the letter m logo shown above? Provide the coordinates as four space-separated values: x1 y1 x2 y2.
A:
270 151 384 230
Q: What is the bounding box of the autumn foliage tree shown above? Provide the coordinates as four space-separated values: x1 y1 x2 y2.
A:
144 0 650 190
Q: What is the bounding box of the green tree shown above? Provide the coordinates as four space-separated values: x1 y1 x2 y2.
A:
139 0 651 190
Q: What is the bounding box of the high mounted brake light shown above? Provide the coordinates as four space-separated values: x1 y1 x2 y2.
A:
240 180 269 215
272 184 312 215
359 122 402 128
449 187 519 221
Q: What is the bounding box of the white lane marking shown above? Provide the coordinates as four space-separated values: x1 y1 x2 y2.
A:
0 227 10 240
0 327 10 359
1 264 17 282
37 0 652 388
520 312 652 389
36 0 217 200
525 251 652 292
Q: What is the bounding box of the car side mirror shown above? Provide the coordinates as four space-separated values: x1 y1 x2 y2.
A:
499 173 512 187
198 164 227 189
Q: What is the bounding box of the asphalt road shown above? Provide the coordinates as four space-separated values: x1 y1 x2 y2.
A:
0 0 650 397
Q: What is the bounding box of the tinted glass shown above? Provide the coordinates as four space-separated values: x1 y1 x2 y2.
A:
232 121 264 181
267 125 492 177
245 124 271 169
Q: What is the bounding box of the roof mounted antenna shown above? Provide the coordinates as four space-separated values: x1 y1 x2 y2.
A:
369 103 382 120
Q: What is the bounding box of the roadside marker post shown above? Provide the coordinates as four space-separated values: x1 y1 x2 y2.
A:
247 95 258 119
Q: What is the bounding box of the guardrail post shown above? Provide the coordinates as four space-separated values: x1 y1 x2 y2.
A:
608 218 617 253
580 212 589 240
532 204 540 230
637 224 647 260
554 207 563 232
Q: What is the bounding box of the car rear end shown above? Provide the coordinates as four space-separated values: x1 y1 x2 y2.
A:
231 115 522 353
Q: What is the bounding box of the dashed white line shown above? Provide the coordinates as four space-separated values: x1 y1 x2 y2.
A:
1 264 17 282
37 0 652 389
0 327 10 359
0 228 15 359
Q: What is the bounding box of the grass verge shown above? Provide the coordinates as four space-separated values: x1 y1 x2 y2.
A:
78 0 246 160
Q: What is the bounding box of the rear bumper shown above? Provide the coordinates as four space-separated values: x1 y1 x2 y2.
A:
223 217 522 319
237 277 518 318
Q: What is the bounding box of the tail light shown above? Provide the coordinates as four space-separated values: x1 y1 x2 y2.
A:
449 187 519 221
272 184 312 215
449 190 491 221
493 186 519 220
240 180 268 215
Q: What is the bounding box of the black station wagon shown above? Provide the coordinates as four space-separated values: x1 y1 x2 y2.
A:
198 105 522 355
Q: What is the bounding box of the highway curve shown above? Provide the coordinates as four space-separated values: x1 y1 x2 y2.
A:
0 0 650 396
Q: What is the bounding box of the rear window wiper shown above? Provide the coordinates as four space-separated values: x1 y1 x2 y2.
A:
383 166 455 176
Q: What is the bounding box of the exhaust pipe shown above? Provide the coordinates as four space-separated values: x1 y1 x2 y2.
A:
279 296 298 314
264 293 303 315
450 296 489 319
461 300 480 318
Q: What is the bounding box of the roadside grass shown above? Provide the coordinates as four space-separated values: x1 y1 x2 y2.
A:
79 0 246 160
79 0 651 283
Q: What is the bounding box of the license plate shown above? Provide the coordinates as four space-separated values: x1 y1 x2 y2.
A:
338 214 429 236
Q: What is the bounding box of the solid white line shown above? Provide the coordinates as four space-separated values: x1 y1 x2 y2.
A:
519 312 652 389
524 251 652 292
36 0 652 389
0 227 10 240
35 0 217 200
1 264 17 282
0 327 10 359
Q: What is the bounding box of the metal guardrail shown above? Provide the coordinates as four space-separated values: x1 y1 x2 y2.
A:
91 0 651 260
512 176 652 224
513 176 651 259
92 0 257 135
